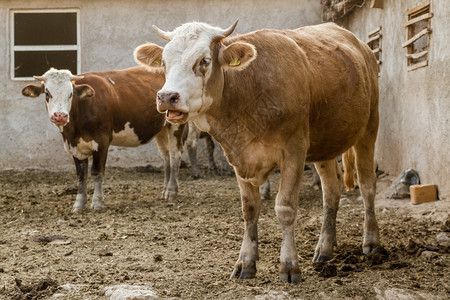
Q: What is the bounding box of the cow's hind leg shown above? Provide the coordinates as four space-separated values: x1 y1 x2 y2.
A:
203 134 218 175
72 157 88 212
90 146 108 210
231 177 261 280
312 159 342 262
259 178 270 200
353 140 382 254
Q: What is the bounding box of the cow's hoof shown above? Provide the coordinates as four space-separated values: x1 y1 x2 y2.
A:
72 206 85 213
279 262 301 284
312 252 333 262
230 261 256 280
164 191 178 201
363 243 383 255
364 245 388 256
91 200 104 211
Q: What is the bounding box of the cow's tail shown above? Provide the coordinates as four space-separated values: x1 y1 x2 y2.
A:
342 147 357 191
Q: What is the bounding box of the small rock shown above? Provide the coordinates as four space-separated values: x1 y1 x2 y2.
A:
374 285 446 300
56 219 66 226
420 250 439 259
436 232 450 243
104 284 159 300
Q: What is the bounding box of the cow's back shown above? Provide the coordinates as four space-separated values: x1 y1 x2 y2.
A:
74 67 166 146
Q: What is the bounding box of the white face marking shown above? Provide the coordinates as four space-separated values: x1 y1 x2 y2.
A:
64 138 99 160
40 69 75 125
111 122 141 147
160 23 221 118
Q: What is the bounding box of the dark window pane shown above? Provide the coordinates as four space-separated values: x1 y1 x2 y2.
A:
15 51 77 77
14 13 77 46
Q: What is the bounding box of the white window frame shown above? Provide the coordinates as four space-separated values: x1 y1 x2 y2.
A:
10 8 81 81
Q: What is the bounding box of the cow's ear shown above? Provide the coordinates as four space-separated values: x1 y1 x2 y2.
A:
22 84 45 97
219 42 257 71
134 43 164 71
74 84 95 98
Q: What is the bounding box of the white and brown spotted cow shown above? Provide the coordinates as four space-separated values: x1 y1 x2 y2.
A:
22 67 185 212
134 21 382 283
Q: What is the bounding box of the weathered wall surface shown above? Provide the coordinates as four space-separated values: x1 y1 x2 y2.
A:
343 0 449 199
0 0 321 170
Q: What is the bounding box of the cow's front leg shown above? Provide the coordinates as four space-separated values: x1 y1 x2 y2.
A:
312 160 342 262
72 157 88 212
90 146 108 210
276 161 303 283
230 177 261 280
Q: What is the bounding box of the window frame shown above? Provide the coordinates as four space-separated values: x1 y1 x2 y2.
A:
367 26 382 76
10 8 81 81
401 1 433 71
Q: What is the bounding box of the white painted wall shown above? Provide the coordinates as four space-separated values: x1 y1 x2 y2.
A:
0 0 321 170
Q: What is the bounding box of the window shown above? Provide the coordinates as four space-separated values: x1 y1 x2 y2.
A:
402 1 433 71
10 9 80 80
367 26 381 76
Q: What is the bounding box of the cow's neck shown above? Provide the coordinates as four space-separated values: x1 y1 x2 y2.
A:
200 72 277 170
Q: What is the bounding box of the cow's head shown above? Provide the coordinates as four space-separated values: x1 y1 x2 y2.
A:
22 68 94 129
134 20 257 124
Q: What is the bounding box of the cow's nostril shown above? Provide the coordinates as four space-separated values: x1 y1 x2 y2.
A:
157 92 180 105
53 112 68 121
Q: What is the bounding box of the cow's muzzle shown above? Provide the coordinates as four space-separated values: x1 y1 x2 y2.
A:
157 91 189 123
50 112 68 126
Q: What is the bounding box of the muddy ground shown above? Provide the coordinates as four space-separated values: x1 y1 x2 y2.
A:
0 164 449 299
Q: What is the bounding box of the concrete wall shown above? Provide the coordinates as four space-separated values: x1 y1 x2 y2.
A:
342 0 449 199
0 0 321 170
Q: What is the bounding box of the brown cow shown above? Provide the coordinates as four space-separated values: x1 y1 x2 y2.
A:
22 67 185 212
134 21 382 283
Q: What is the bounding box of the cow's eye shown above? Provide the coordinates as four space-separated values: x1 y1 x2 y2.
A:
199 58 211 67
45 89 51 102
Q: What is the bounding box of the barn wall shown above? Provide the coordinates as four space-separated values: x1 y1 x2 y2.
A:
0 0 321 170
342 0 450 199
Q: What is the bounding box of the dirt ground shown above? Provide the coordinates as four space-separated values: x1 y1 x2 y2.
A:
0 164 449 299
